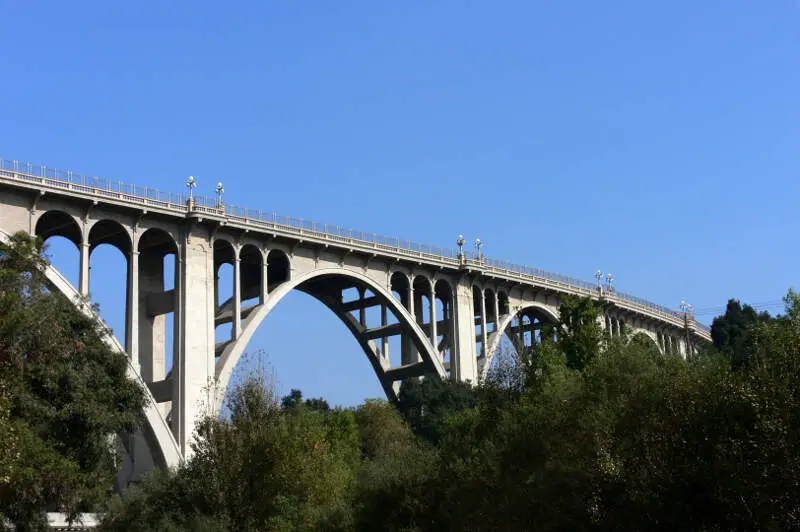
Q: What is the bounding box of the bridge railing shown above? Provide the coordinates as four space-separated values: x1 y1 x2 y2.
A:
0 158 709 332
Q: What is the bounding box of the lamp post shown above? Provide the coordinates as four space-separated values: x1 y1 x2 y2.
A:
215 181 225 209
605 272 614 294
474 238 483 262
595 270 603 294
680 300 693 358
457 234 465 264
186 176 197 208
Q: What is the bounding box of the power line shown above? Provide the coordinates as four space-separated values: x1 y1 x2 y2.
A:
692 300 786 316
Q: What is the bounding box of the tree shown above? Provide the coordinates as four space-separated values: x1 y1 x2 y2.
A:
0 232 146 529
103 376 359 531
397 377 477 444
550 295 604 370
711 298 773 368
352 400 438 532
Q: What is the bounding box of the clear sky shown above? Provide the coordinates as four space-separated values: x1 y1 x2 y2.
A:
1 1 797 406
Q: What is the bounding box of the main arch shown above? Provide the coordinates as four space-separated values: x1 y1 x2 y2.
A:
214 266 448 411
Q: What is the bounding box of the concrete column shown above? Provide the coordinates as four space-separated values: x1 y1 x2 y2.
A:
493 294 500 334
479 288 488 358
138 252 165 384
213 266 219 311
262 252 269 303
402 281 419 365
448 300 457 373
233 257 242 339
381 304 389 362
173 226 215 457
430 280 438 354
453 277 477 383
126 250 140 371
408 283 415 321
79 241 90 297
359 287 367 328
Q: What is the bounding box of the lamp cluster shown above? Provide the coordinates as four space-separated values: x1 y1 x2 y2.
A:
185 176 226 208
595 269 614 295
456 234 485 264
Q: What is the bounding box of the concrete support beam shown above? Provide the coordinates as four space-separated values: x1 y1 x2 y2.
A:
384 361 428 381
215 340 232 357
146 379 173 403
363 322 403 340
342 295 381 312
146 289 176 316
215 304 259 326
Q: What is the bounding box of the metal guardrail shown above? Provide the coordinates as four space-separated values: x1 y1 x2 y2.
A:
0 158 710 334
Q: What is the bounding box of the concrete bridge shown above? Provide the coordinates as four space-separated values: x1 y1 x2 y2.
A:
0 159 710 480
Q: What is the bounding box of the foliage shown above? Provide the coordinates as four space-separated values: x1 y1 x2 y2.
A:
711 298 774 368
97 290 800 530
103 375 359 531
0 232 146 530
281 388 331 412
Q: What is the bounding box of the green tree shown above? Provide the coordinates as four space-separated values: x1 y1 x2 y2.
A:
352 400 438 532
0 232 145 530
711 298 773 368
397 377 477 444
103 376 359 531
554 294 604 370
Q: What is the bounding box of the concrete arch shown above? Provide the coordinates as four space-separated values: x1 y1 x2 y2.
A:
88 218 132 255
483 303 559 379
0 229 182 470
214 267 447 411
266 248 291 288
137 227 179 256
34 210 82 248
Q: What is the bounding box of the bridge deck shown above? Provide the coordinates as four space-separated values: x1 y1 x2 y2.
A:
0 159 710 340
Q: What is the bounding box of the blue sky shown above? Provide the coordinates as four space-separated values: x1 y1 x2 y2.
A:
1 1 797 406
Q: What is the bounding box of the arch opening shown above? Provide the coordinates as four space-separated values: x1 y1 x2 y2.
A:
434 280 454 377
239 245 264 308
35 211 82 290
267 249 290 290
88 220 131 348
35 210 81 248
213 240 236 344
